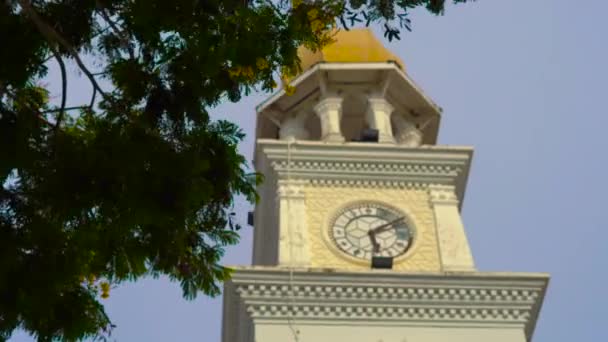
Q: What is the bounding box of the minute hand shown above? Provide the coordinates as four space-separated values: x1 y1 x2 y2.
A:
370 216 405 235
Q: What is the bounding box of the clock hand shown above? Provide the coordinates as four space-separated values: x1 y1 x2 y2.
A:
367 216 405 253
370 216 405 235
369 232 380 253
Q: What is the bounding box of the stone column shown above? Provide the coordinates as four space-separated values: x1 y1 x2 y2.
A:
279 110 310 141
366 97 395 143
393 114 423 147
276 180 311 267
428 184 476 272
313 97 344 142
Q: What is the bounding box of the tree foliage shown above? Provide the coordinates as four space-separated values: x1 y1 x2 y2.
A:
0 0 471 340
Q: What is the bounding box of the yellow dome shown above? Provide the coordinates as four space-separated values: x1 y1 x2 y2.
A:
297 28 405 72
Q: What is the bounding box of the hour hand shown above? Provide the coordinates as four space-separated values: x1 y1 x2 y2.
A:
368 230 380 253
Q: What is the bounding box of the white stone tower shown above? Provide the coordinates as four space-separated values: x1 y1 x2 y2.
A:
221 29 549 342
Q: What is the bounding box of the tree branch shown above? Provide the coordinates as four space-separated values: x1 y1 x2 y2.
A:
49 45 67 131
89 86 97 110
19 0 109 102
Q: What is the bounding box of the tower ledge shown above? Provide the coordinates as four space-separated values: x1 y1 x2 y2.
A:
222 267 549 342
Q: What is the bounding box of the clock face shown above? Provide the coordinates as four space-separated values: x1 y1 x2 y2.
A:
330 203 413 260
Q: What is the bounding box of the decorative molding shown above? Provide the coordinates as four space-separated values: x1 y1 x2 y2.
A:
236 284 540 305
309 179 430 189
245 304 532 325
272 161 461 176
222 268 549 342
257 140 473 209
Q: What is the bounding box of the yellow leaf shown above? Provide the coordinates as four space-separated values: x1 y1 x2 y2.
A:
285 84 296 96
311 19 325 33
228 67 241 78
280 66 296 79
247 66 255 79
307 8 319 21
100 282 110 292
256 58 269 70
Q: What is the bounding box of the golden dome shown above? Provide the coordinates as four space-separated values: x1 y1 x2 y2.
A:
297 28 405 72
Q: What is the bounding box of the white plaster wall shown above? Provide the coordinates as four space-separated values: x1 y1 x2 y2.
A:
254 324 527 342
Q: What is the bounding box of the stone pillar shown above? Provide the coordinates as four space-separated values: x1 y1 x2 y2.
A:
366 97 395 143
276 180 311 267
393 114 423 147
279 110 310 140
428 184 476 272
313 97 344 142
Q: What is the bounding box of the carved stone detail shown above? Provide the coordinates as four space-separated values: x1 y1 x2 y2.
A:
313 97 345 142
279 110 311 141
393 114 423 147
276 180 311 267
429 184 459 205
276 180 307 199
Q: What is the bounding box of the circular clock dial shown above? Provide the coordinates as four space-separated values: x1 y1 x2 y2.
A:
330 203 413 260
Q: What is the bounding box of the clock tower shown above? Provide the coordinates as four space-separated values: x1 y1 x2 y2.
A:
221 29 548 342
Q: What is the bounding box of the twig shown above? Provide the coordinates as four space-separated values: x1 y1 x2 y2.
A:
263 0 283 17
19 0 109 101
37 112 53 126
43 105 89 114
49 45 67 131
96 1 135 60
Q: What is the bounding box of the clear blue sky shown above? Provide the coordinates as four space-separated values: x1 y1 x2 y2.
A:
9 0 608 341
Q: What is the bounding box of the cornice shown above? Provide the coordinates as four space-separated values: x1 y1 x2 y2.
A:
255 63 442 117
222 267 549 342
256 140 474 208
